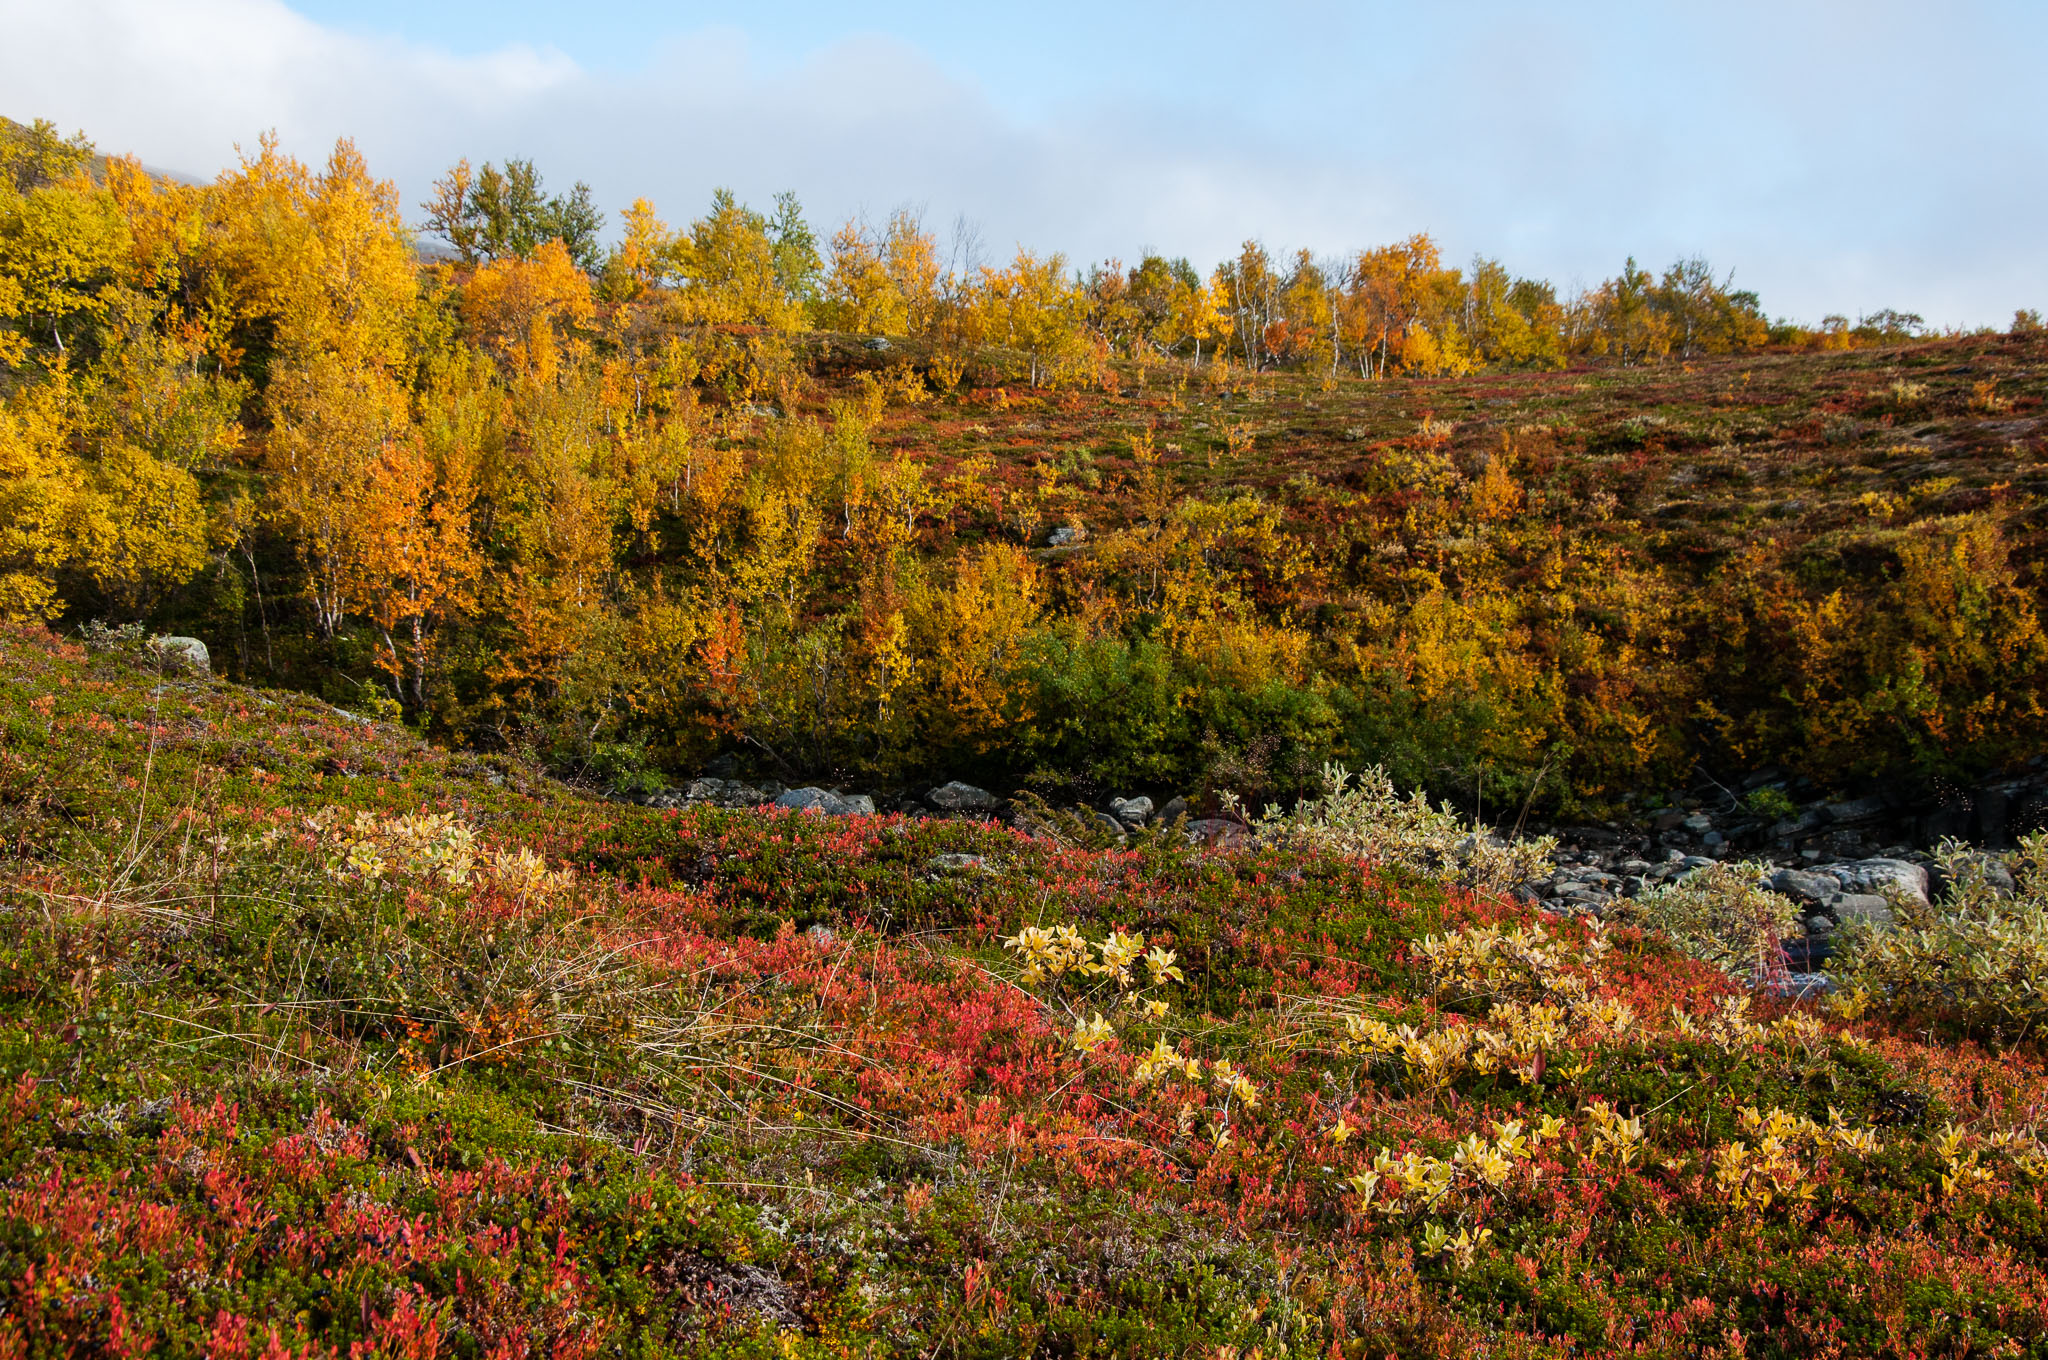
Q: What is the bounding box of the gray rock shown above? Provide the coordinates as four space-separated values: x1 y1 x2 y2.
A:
1805 913 1836 936
1047 524 1088 548
1702 830 1725 848
1771 869 1842 907
1682 813 1714 834
150 635 211 676
1821 795 1888 825
1089 811 1130 842
775 787 873 817
687 778 777 808
1681 855 1716 870
1838 857 1930 908
927 781 998 812
1157 796 1190 824
1552 881 1590 896
1833 894 1895 929
1109 795 1155 827
928 853 990 872
1771 809 1831 839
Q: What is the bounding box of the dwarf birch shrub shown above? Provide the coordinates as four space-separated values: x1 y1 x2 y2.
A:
1845 833 2048 1043
1242 762 1555 890
1616 860 1793 982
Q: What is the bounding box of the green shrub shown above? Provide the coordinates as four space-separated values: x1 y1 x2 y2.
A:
1241 762 1555 891
1844 834 2048 1043
1743 785 1798 820
1614 860 1793 981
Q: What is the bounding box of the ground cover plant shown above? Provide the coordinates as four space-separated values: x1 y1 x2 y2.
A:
8 625 2048 1357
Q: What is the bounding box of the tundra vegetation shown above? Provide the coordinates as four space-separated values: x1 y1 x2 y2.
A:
6 113 2048 1357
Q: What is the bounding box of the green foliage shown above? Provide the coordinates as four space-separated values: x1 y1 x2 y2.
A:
1845 834 2048 1043
1743 785 1799 820
1245 762 1557 890
1613 859 1796 981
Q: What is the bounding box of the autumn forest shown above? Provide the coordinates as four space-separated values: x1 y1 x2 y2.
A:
4 114 2044 814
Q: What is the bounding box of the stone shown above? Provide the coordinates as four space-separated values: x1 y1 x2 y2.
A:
1839 857 1930 908
927 781 998 812
149 635 210 676
1047 524 1087 548
1771 809 1831 839
1681 813 1714 834
1157 796 1190 824
1770 869 1842 907
1089 811 1129 841
1109 795 1155 827
1832 893 1895 929
687 778 776 808
775 787 872 817
1652 810 1687 832
1702 830 1725 848
1820 795 1887 825
928 853 990 872
1805 914 1835 936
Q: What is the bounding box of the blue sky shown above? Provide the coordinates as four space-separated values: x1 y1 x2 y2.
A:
4 0 2043 326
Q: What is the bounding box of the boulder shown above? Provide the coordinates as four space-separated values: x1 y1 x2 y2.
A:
150 635 210 676
1837 857 1930 909
1833 893 1895 929
1046 524 1087 548
775 787 873 817
1771 868 1842 907
1157 796 1190 825
1820 795 1888 826
927 781 998 813
1109 795 1155 827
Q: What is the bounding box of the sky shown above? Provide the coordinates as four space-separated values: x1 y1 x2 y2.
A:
2 0 2042 327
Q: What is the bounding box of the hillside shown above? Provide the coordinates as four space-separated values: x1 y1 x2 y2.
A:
5 115 2046 833
5 624 2048 1357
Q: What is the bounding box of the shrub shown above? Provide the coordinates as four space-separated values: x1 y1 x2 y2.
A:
1844 834 2048 1043
1742 785 1798 820
1240 762 1555 891
1615 859 1792 982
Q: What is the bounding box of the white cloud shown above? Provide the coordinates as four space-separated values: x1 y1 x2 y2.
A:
2 0 2040 326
